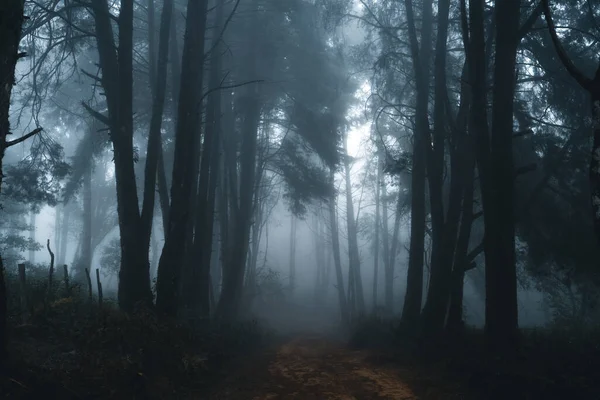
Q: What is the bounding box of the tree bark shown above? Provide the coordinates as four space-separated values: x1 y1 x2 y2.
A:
401 0 434 327
328 171 349 325
372 156 381 309
343 132 365 316
90 0 153 311
289 215 297 294
0 0 27 367
156 0 208 317
486 0 521 351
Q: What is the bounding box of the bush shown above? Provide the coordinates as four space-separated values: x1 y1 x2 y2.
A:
2 269 271 399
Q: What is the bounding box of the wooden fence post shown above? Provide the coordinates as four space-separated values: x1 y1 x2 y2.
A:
96 269 103 307
63 265 70 296
18 264 28 323
84 268 93 303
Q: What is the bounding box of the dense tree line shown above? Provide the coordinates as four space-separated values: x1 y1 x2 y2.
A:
1 0 600 366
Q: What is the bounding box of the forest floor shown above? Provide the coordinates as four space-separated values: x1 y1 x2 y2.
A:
2 295 600 399
208 334 463 400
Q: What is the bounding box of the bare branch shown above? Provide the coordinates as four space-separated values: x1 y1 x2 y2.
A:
205 0 241 57
201 79 264 102
81 68 102 82
5 128 43 148
81 102 110 126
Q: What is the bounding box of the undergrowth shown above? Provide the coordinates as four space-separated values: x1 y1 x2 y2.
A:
1 269 272 399
349 314 600 400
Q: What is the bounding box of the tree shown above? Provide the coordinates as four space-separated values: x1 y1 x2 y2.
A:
0 0 53 369
541 0 600 244
400 0 434 328
87 0 174 311
155 0 206 317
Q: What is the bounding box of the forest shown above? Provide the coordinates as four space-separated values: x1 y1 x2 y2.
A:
0 0 599 398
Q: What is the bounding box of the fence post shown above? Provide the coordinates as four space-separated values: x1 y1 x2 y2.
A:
84 268 93 303
18 264 28 323
96 269 103 307
63 265 70 296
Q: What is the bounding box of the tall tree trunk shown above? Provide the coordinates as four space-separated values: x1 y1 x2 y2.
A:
372 154 382 309
486 0 521 351
0 0 27 368
90 0 153 311
421 0 461 335
77 165 93 282
59 204 70 266
379 153 392 313
446 60 474 333
289 215 297 295
148 0 172 236
465 0 520 351
28 212 36 264
54 205 62 265
401 0 434 327
328 172 349 325
185 0 226 318
156 0 208 317
215 87 261 321
343 132 365 315
386 193 402 313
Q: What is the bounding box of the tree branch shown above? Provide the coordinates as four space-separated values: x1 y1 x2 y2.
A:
518 1 543 41
81 102 110 126
5 128 43 148
201 79 264 102
515 163 538 178
541 0 592 90
466 241 484 264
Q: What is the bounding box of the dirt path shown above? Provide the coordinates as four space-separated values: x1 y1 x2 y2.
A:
209 335 420 400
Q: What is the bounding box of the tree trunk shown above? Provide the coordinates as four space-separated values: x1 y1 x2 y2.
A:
187 0 225 318
486 0 521 351
90 0 153 311
372 154 382 309
215 87 261 321
379 151 392 313
289 215 297 295
78 165 93 282
401 0 434 327
466 0 520 351
54 205 62 265
328 172 349 325
58 203 70 266
446 60 474 333
156 0 208 317
421 0 462 335
343 132 365 316
28 212 36 264
0 0 27 368
386 193 402 313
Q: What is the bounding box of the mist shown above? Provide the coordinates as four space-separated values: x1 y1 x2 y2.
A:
1 0 599 398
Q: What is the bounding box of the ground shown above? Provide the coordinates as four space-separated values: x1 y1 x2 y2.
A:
209 334 463 400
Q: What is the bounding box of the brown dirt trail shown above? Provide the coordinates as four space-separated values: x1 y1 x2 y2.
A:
209 335 420 400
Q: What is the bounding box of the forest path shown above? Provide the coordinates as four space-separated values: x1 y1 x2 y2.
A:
208 334 421 400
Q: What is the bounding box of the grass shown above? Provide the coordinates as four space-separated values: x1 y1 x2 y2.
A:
1 272 272 399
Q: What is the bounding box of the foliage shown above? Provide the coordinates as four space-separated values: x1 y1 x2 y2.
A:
99 238 120 278
3 135 70 210
2 268 271 398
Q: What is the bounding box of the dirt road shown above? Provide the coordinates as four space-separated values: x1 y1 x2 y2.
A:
209 335 420 400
